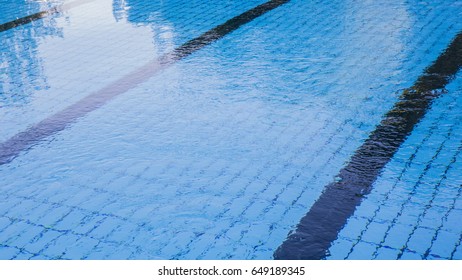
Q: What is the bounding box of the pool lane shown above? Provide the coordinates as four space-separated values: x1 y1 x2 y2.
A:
274 30 462 260
0 0 268 142
1 0 462 260
0 0 290 165
327 75 462 260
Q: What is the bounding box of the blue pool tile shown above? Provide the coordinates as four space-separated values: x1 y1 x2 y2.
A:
40 233 81 259
199 236 234 260
129 205 163 222
33 204 72 228
225 246 252 260
0 217 12 231
0 246 20 259
51 209 86 229
381 223 413 250
374 246 400 260
224 196 257 219
400 250 423 260
326 238 354 260
28 254 50 260
30 183 69 204
85 242 128 260
12 201 54 222
160 231 196 257
110 204 145 219
130 229 164 254
106 244 136 259
351 198 380 220
261 203 288 225
60 187 102 207
419 207 447 230
105 223 140 244
23 229 62 255
378 184 406 205
4 199 38 219
374 202 404 223
225 221 249 241
442 209 462 234
62 236 99 259
251 246 274 260
88 216 124 240
12 252 35 260
409 184 439 207
455 195 462 211
426 254 445 260
453 243 462 260
6 223 44 249
337 217 369 241
360 222 389 244
406 227 435 255
0 200 20 216
69 215 106 236
238 222 271 248
77 192 115 212
0 221 29 245
180 232 217 259
393 203 422 227
240 199 268 221
97 175 135 194
397 165 426 189
428 230 460 259
347 241 378 260
432 185 460 210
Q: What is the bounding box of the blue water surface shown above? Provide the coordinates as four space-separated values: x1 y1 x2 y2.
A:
1 0 462 259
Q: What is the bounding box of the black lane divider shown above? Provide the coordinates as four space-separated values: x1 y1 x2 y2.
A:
0 0 289 165
0 0 95 33
0 9 58 32
274 31 462 260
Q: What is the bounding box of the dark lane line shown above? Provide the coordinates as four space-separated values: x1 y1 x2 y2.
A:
274 31 462 260
0 0 95 33
0 0 290 165
0 9 58 32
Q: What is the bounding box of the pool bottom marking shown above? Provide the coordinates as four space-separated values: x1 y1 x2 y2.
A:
274 31 462 260
0 0 96 33
0 0 290 165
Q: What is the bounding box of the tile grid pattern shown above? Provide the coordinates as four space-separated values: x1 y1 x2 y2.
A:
1 0 462 259
328 77 462 260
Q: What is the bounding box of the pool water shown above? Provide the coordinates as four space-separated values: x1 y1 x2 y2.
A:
1 0 461 259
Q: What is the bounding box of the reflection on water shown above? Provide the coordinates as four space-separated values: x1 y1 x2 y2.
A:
0 0 461 261
0 0 59 24
112 0 128 22
113 0 164 24
112 0 176 54
0 1 63 107
0 0 161 142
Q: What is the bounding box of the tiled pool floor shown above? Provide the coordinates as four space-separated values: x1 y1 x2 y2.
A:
1 0 462 259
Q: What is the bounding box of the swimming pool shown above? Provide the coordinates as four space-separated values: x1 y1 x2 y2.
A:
1 0 461 259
